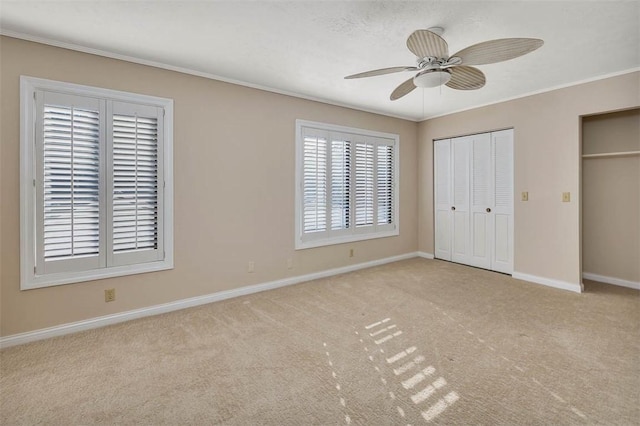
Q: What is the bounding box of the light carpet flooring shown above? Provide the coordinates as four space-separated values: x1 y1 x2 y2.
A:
1 258 639 425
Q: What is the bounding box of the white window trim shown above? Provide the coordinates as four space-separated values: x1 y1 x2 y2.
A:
295 119 400 250
20 76 174 290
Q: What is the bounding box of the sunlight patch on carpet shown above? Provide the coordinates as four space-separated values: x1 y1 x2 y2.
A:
361 317 460 423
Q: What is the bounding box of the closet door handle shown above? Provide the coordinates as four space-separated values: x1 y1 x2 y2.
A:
486 208 491 213
451 206 456 211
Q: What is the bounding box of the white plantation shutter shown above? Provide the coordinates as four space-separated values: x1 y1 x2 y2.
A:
331 137 351 231
377 144 394 226
37 92 105 274
296 121 398 248
302 129 328 236
110 102 164 266
355 141 374 228
22 77 173 289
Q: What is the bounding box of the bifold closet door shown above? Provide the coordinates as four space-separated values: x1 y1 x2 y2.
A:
433 129 513 274
434 139 452 260
490 130 514 274
469 133 492 270
451 136 471 265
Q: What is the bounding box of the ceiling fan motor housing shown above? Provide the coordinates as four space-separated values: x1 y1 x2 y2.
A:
418 56 462 70
418 56 443 69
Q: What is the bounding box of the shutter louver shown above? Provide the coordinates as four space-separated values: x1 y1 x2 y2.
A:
112 114 159 253
355 142 374 227
303 135 327 233
43 105 100 261
331 139 350 230
377 144 393 225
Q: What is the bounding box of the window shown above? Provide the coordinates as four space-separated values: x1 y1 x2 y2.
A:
295 120 399 249
20 77 173 289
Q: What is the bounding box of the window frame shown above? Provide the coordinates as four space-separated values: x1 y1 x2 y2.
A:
20 76 174 290
295 119 399 250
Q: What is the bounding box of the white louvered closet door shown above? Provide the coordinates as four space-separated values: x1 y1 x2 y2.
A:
434 139 452 260
451 136 471 265
491 129 514 274
469 133 492 269
434 130 513 274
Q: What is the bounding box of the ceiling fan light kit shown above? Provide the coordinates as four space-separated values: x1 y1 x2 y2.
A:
345 28 543 101
414 69 451 88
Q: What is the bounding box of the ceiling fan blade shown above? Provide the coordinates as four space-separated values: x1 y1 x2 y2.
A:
450 38 543 66
406 29 449 59
390 77 417 100
446 66 486 90
345 66 418 79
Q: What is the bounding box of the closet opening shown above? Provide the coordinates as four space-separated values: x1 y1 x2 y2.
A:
580 108 640 291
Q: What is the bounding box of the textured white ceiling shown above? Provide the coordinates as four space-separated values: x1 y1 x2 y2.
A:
1 1 638 121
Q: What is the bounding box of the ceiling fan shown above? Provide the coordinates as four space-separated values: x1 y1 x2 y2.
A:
345 28 543 101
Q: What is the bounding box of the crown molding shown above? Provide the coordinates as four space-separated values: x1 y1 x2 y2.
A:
2 30 638 124
421 67 640 121
0 29 415 122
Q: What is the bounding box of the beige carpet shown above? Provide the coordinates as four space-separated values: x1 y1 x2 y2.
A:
1 258 639 425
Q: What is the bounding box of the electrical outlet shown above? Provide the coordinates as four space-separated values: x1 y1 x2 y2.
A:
286 258 293 270
349 249 354 258
521 191 529 201
562 192 571 202
105 288 115 302
247 261 255 273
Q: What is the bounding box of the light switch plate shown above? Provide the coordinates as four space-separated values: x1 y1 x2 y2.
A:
562 192 571 202
521 192 529 201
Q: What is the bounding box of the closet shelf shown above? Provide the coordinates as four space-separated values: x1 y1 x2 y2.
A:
582 150 640 159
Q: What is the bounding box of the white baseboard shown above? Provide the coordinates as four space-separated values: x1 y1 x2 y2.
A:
512 272 583 293
417 251 435 259
582 272 640 290
0 252 419 349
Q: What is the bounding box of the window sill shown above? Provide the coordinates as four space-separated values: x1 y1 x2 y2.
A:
295 229 399 250
21 259 174 290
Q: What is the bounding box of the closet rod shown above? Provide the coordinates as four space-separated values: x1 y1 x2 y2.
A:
582 150 640 159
